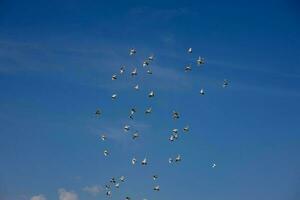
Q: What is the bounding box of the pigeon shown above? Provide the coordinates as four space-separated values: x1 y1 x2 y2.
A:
129 108 136 119
169 134 175 142
168 158 173 164
101 134 107 141
120 176 125 182
145 107 152 114
154 185 160 191
141 158 147 165
185 65 192 72
120 66 125 74
188 47 192 53
143 60 149 67
112 93 117 100
148 55 154 61
153 175 158 180
173 133 179 140
132 157 137 165
197 56 205 65
183 125 189 133
147 69 153 74
172 129 178 134
175 154 181 162
200 89 205 95
212 163 217 168
106 191 111 197
148 91 155 98
95 109 101 117
132 131 139 140
110 177 116 184
172 111 180 119
223 79 229 88
105 185 110 190
129 48 136 56
112 74 117 80
103 150 109 157
134 84 139 90
131 68 137 76
115 183 120 188
124 125 130 132
125 197 131 200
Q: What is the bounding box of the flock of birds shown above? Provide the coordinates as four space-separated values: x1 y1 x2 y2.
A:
94 48 229 199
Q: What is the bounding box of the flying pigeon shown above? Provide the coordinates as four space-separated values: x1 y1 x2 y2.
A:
112 74 117 80
141 158 147 165
143 60 149 67
134 84 139 90
153 175 158 180
223 79 229 88
103 150 109 157
120 66 125 74
172 111 180 119
183 125 189 133
132 131 139 140
124 125 130 132
145 107 152 114
148 91 155 98
101 134 107 141
172 129 178 134
148 55 154 61
197 56 205 65
125 197 131 200
200 89 205 95
131 68 137 76
185 65 192 72
132 158 137 165
110 177 116 184
188 47 192 53
147 69 153 74
212 163 217 168
95 109 101 117
129 48 136 56
175 154 182 162
106 191 111 197
154 185 160 191
169 134 175 142
168 158 173 164
115 183 120 188
120 176 125 182
112 93 117 100
105 185 110 190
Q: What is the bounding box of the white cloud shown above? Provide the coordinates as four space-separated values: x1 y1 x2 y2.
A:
30 194 47 200
58 188 78 200
82 185 102 196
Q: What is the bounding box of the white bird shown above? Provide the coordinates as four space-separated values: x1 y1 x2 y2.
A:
223 79 229 88
131 68 137 76
154 185 160 191
197 56 205 65
153 175 158 180
103 150 109 157
148 90 155 98
120 66 125 74
212 163 217 168
143 60 149 67
120 176 125 182
105 185 110 190
112 74 117 80
112 93 117 100
172 111 180 119
141 158 147 165
188 47 192 53
148 55 154 61
129 48 136 56
185 65 192 72
173 133 179 140
147 69 152 74
134 84 139 90
145 107 152 114
132 131 139 140
183 125 189 133
175 154 181 162
106 191 111 197
172 129 178 134
101 134 107 141
200 88 205 95
124 125 130 132
115 183 120 188
132 157 137 165
168 158 173 164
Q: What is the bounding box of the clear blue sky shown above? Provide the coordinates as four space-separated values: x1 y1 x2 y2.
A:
0 0 300 200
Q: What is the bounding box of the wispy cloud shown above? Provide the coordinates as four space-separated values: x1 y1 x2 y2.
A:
58 189 78 200
82 185 102 196
30 194 47 200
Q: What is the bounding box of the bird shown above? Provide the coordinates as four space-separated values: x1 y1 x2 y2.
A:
154 185 160 191
147 69 153 74
110 177 116 184
197 56 205 65
120 66 125 74
172 111 180 119
185 65 192 72
124 125 130 132
141 158 147 165
183 125 189 133
112 74 117 80
129 108 136 119
106 191 111 197
101 134 107 141
172 129 178 134
105 185 110 190
169 134 175 142
148 55 154 61
131 68 137 76
132 157 137 165
200 89 205 95
129 48 136 56
95 109 101 117
132 131 139 140
103 150 109 157
125 197 131 200
115 183 120 188
145 107 152 114
223 79 229 88
153 175 158 180
134 84 139 90
212 163 217 168
168 158 173 164
148 91 155 98
143 60 149 67
175 154 182 162
120 176 125 182
188 47 192 53
112 93 117 100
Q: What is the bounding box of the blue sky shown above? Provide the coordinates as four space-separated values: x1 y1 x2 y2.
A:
0 0 300 200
